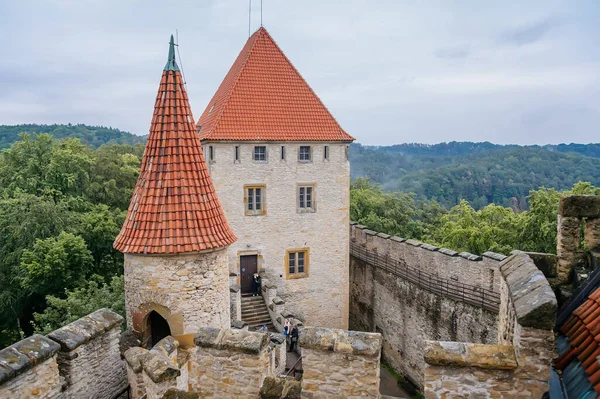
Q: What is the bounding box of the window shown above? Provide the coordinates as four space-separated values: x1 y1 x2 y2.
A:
281 146 286 161
245 185 266 215
234 145 240 162
299 146 311 162
254 146 267 161
298 185 315 212
208 145 214 163
286 249 309 279
324 145 329 160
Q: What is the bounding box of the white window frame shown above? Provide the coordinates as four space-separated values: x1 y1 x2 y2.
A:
254 146 267 162
299 145 312 163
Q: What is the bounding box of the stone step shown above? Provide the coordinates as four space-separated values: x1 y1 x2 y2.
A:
241 309 270 316
241 306 269 313
241 297 265 304
242 318 271 325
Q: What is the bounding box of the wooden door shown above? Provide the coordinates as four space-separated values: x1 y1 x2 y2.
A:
240 255 258 294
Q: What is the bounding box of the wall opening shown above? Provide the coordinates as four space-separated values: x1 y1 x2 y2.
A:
148 311 171 347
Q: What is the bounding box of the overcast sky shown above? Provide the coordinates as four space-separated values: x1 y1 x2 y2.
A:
1 1 599 145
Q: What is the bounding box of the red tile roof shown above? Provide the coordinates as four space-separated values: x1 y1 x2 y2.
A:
114 37 236 255
197 27 354 142
556 286 600 394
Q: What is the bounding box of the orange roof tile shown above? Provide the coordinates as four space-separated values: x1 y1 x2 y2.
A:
197 27 354 142
556 286 600 393
114 36 236 255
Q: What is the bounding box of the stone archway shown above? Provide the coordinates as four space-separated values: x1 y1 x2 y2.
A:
148 311 171 347
132 302 185 348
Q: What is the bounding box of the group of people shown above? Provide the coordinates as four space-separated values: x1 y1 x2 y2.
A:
251 272 299 352
283 318 299 352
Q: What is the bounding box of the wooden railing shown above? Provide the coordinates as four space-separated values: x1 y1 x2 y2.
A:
350 242 501 313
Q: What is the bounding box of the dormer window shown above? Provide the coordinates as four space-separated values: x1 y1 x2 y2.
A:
299 146 311 162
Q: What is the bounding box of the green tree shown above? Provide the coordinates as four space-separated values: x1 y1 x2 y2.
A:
20 232 94 299
32 275 125 335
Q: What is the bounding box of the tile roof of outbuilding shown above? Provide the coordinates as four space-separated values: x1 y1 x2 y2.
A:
197 27 354 142
113 36 236 255
555 285 600 396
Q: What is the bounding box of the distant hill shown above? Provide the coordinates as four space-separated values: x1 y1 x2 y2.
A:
350 142 600 210
0 124 146 149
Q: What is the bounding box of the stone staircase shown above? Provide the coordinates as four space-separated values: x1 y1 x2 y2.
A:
241 294 275 332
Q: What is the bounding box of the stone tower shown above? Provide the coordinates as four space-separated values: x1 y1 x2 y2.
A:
197 27 355 329
114 36 237 348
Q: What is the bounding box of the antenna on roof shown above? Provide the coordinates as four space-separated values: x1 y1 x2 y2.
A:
248 0 252 38
175 29 188 88
260 0 263 27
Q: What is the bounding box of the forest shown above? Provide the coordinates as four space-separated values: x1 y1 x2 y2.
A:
0 126 597 348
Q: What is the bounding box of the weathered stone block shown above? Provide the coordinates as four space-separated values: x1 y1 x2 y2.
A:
125 346 149 373
525 252 557 277
161 388 200 399
48 308 123 351
458 252 482 261
0 335 60 384
220 329 269 355
483 252 507 262
423 341 517 370
559 195 600 218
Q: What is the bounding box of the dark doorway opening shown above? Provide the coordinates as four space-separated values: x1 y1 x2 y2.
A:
148 311 171 347
240 255 258 294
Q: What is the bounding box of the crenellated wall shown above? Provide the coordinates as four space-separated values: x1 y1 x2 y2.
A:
299 327 382 399
0 308 126 399
348 223 502 388
423 251 557 398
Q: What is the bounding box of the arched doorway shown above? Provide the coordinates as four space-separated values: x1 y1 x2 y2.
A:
148 310 171 347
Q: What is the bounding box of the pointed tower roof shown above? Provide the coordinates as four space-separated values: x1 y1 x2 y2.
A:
114 36 236 254
197 27 355 142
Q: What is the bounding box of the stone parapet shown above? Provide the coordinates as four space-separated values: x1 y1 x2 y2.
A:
299 327 381 357
500 252 557 330
189 327 271 397
48 307 123 351
0 308 127 399
423 341 517 370
559 195 600 218
423 252 557 398
300 327 382 399
350 223 502 292
0 334 60 384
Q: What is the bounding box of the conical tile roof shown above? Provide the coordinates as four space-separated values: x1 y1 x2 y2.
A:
114 36 236 254
197 27 354 142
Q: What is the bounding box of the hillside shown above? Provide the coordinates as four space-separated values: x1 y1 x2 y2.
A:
350 143 600 210
0 124 146 149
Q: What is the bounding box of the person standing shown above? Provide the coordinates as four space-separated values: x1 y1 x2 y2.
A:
288 324 299 352
283 318 291 341
252 272 260 296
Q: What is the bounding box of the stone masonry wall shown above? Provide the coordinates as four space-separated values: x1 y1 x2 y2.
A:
204 142 351 329
0 308 126 399
190 327 271 398
423 252 557 398
349 224 501 389
299 327 382 399
124 248 230 346
0 335 62 399
557 195 600 283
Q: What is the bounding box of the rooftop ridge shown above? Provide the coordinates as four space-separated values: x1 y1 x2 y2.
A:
197 27 354 142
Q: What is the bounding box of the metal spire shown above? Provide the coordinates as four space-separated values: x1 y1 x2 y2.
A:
164 34 180 71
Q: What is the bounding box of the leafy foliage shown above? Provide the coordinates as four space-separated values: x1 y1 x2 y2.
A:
32 276 125 335
351 143 600 210
0 133 139 347
0 124 146 149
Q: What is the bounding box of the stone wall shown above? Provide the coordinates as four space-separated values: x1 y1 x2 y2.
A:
349 224 501 389
423 252 557 398
124 336 188 399
190 327 272 398
124 248 230 347
0 335 62 399
557 195 600 283
204 142 351 329
299 327 382 399
0 308 126 399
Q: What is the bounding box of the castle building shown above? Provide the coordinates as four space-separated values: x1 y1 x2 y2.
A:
196 27 355 328
113 36 236 348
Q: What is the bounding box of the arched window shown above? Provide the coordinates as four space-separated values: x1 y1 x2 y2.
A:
148 311 171 347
